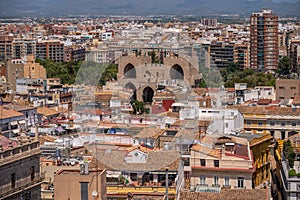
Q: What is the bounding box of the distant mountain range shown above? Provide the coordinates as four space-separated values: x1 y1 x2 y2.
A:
0 0 299 18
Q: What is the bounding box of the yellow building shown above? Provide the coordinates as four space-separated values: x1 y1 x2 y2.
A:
7 55 47 91
238 133 273 188
238 106 300 139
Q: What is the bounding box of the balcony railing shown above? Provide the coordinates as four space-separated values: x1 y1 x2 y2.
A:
107 185 176 195
0 174 43 198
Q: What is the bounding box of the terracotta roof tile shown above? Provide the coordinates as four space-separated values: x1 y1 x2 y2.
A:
180 189 268 200
0 106 24 119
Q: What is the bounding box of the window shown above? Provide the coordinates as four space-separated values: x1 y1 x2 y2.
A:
237 177 244 188
291 87 296 90
246 121 251 126
279 87 284 89
200 159 206 166
11 173 16 188
80 182 89 200
214 160 219 167
281 131 286 140
281 122 285 127
31 166 35 181
130 173 138 181
258 122 263 126
270 121 274 126
225 177 230 186
200 175 206 185
214 176 219 186
292 122 297 127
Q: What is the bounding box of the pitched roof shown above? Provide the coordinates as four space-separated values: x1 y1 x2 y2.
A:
91 148 181 172
37 106 60 117
0 134 19 151
0 106 24 119
237 106 300 116
134 127 162 139
180 189 268 200
191 144 221 159
257 99 272 105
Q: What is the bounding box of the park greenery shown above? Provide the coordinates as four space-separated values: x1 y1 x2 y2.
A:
198 56 294 88
36 59 117 85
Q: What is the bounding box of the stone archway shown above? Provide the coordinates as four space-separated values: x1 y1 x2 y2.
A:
170 64 184 80
124 63 136 78
125 82 137 101
142 86 154 103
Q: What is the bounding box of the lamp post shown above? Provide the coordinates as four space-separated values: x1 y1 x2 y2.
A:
165 167 169 200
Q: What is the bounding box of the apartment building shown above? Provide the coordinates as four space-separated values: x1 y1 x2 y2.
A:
200 18 218 27
234 43 250 69
0 35 14 62
12 38 36 59
210 41 234 68
239 106 300 139
85 45 115 64
237 133 273 188
190 135 254 191
36 40 64 62
250 9 279 70
290 39 300 73
64 45 85 62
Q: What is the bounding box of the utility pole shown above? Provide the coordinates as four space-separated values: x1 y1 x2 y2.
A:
165 167 169 200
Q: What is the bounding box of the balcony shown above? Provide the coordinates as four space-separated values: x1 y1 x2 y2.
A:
107 185 176 195
0 174 43 199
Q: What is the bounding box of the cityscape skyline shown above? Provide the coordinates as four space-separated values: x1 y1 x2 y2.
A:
0 3 300 200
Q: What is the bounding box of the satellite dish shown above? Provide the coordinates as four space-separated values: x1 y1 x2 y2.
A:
92 191 98 197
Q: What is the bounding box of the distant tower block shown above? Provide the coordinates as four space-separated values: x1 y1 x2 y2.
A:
250 9 279 71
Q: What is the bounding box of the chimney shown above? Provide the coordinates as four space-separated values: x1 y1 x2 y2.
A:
222 144 225 157
8 141 13 149
35 126 39 142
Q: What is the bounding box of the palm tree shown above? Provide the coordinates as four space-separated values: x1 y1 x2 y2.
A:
132 100 145 115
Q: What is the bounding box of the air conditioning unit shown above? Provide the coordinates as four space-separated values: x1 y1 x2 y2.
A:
80 163 89 175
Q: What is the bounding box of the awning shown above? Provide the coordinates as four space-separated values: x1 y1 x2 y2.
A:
18 120 26 124
10 121 18 126
55 126 65 132
12 129 19 134
171 102 186 107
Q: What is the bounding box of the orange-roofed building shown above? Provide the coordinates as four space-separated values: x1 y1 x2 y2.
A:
190 135 254 191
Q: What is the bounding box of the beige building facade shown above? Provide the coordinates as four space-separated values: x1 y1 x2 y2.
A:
54 169 107 200
7 55 47 91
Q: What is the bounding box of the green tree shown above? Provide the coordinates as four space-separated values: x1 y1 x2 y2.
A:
277 56 292 76
132 100 145 115
283 140 296 168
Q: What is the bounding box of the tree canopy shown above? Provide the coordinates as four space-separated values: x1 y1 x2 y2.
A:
36 59 118 85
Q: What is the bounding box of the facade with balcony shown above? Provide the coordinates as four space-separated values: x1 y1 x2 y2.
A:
190 135 255 191
278 154 300 200
239 106 300 139
0 135 42 199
